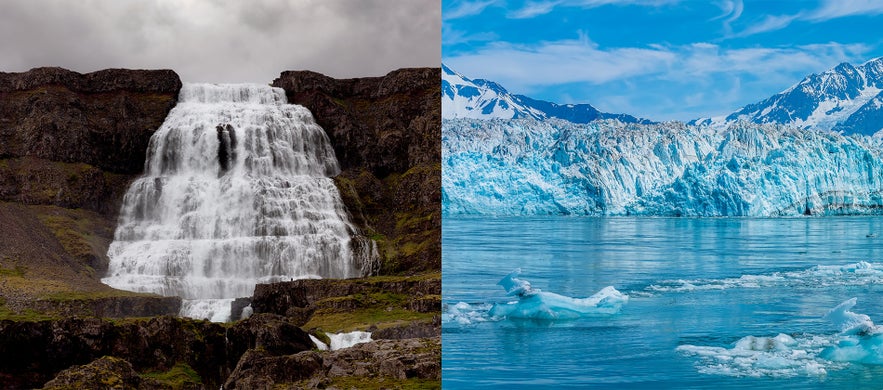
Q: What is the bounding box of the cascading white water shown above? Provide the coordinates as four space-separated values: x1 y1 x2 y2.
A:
102 83 375 322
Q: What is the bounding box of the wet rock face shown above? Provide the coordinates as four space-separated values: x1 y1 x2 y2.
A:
0 67 181 175
272 68 439 176
272 68 441 274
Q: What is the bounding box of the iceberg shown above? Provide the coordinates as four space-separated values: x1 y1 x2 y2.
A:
676 333 832 378
678 298 883 378
443 118 883 216
488 269 628 320
820 298 883 364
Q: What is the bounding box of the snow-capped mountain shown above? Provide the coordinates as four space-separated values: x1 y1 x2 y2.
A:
713 57 883 136
442 63 650 124
443 118 883 216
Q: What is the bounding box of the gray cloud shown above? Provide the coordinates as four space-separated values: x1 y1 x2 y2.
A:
0 0 440 82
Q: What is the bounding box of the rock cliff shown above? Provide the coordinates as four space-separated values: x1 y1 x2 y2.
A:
272 68 441 275
0 67 182 319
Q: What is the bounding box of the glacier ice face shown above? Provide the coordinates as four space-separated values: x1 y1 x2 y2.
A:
443 117 883 216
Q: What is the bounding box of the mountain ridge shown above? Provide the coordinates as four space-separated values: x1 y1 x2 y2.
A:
442 63 651 124
695 57 883 136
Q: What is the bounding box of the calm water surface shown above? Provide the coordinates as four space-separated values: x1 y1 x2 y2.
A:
442 216 883 389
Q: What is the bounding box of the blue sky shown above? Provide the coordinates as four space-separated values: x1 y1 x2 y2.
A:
443 0 883 121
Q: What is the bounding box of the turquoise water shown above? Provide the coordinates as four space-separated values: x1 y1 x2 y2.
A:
442 217 883 389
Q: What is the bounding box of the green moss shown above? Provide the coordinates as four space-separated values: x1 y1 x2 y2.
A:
0 265 26 277
142 362 202 387
0 304 56 321
305 307 434 333
41 289 158 302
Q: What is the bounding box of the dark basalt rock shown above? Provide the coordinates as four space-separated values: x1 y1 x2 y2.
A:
272 68 440 275
272 68 439 175
0 67 181 175
0 67 183 320
0 314 321 389
372 317 441 340
42 356 169 390
223 337 441 389
30 295 182 318
251 277 441 319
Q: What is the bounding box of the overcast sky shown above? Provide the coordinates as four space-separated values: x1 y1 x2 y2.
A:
0 0 440 83
444 0 883 121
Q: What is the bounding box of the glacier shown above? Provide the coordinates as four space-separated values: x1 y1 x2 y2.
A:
443 118 883 216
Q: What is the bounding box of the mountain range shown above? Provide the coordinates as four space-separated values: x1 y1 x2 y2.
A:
441 64 651 124
446 58 883 137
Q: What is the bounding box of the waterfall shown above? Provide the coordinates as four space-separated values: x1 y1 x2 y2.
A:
102 83 375 321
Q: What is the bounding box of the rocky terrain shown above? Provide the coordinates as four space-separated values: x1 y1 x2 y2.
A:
0 66 441 388
273 68 441 275
0 67 181 319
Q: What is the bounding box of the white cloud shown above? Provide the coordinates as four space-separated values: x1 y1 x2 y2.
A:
805 0 883 21
446 38 677 88
714 0 743 35
732 13 800 38
505 0 680 19
444 0 500 20
445 38 871 120
508 1 563 19
0 0 441 82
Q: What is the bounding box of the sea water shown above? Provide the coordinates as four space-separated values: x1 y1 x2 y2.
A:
442 216 883 388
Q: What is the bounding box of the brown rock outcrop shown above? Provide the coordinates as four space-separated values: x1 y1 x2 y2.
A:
0 67 181 318
0 67 181 174
223 337 441 389
251 276 441 320
0 314 320 389
272 68 440 275
42 356 168 390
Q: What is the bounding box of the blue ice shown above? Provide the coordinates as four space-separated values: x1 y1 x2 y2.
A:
488 269 628 320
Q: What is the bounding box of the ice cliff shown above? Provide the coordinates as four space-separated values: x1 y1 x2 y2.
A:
443 118 883 216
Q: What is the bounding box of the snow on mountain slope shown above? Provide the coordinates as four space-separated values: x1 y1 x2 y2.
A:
723 57 883 136
442 63 650 124
443 118 883 216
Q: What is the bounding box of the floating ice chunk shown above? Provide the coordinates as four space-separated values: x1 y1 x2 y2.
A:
823 298 877 335
443 302 493 326
645 261 883 295
676 334 833 378
820 298 883 364
498 268 535 297
489 270 628 320
680 298 883 378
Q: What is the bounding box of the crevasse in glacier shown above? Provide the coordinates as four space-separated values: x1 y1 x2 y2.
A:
443 118 883 216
